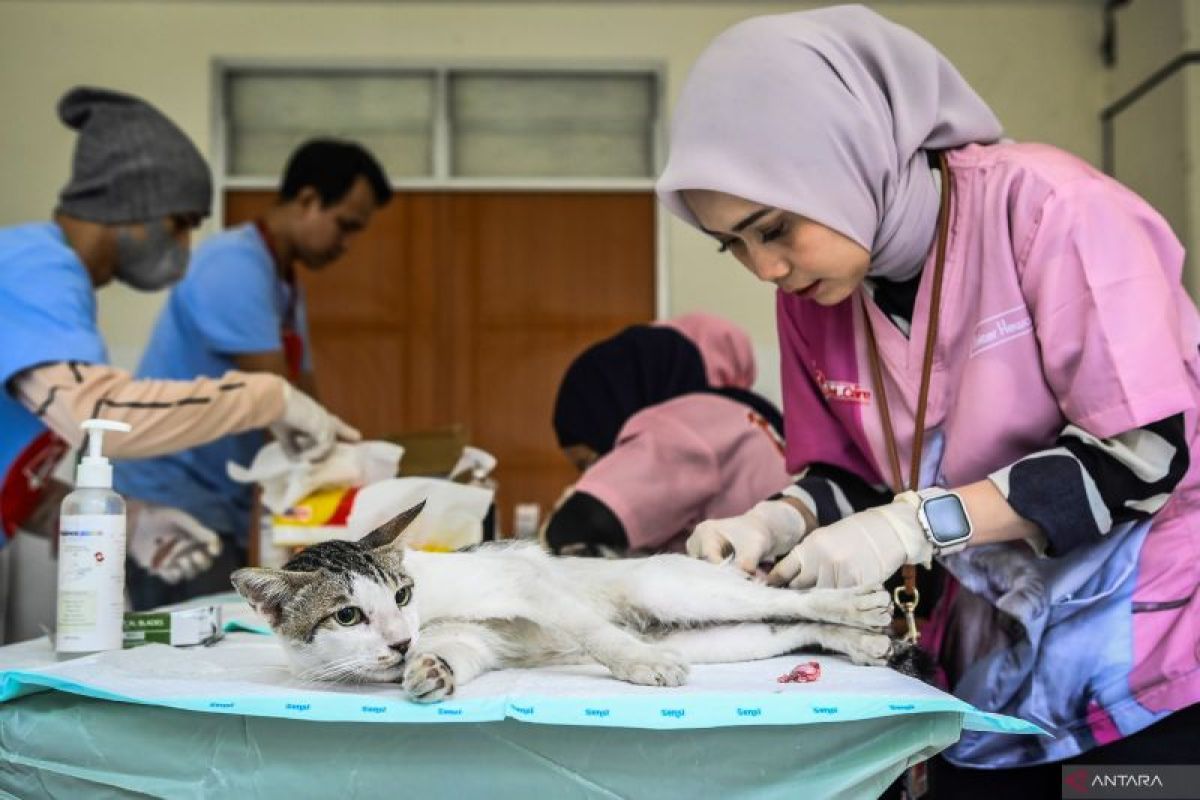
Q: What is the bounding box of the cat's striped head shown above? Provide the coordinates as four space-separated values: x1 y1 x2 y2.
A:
231 502 424 683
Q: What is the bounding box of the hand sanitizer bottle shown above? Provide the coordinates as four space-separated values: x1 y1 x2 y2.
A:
56 419 132 657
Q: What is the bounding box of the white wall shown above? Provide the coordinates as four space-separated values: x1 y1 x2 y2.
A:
0 0 1108 381
1106 0 1200 299
1108 1 1189 292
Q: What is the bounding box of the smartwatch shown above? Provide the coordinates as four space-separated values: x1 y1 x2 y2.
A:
914 487 973 555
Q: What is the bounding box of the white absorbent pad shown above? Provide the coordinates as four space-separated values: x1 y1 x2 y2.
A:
0 601 1041 736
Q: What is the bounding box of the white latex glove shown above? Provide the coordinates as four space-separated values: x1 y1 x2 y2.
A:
270 383 361 462
768 492 932 589
127 502 223 584
687 500 810 574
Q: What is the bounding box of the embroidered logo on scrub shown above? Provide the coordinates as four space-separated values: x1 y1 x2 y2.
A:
815 369 871 405
971 305 1033 357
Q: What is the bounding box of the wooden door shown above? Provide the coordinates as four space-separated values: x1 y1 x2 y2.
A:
224 191 655 533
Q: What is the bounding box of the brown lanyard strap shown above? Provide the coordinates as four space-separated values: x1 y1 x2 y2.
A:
862 150 953 641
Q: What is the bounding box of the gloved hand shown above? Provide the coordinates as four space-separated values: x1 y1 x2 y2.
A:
270 383 361 462
127 502 224 584
767 492 932 589
687 500 811 574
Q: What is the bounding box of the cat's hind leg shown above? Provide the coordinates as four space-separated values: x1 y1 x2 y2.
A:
402 621 505 703
559 610 690 687
616 555 891 630
526 579 690 687
657 622 893 667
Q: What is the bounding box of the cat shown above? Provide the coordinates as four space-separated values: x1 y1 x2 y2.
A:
231 502 902 703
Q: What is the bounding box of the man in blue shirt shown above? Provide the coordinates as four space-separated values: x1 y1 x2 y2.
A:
0 87 359 641
115 139 392 608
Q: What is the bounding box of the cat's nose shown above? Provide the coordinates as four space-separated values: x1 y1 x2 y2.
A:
388 639 410 655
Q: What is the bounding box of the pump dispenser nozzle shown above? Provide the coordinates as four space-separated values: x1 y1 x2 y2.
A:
76 419 132 489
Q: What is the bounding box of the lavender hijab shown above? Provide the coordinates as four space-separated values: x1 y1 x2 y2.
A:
656 5 1003 280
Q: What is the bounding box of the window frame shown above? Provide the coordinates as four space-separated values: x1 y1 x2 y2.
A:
213 59 665 190
211 59 669 316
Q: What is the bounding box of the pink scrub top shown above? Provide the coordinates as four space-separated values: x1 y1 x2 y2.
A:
778 142 1200 760
577 393 790 553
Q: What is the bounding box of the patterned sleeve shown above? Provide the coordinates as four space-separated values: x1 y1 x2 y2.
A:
773 462 892 526
11 361 285 458
989 414 1189 556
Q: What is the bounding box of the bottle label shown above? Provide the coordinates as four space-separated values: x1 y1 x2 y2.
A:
57 513 125 652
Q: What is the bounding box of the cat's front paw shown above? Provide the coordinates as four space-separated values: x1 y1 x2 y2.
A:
607 648 689 687
402 654 455 703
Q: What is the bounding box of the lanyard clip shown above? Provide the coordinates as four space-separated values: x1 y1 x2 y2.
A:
893 585 921 644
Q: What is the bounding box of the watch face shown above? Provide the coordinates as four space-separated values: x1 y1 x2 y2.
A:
923 494 971 544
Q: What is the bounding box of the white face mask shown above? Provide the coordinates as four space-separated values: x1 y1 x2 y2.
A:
115 219 188 291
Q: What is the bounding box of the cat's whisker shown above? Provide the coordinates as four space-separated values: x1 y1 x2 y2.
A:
317 657 369 680
297 654 368 683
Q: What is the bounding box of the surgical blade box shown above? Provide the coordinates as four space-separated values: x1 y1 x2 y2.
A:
123 606 223 648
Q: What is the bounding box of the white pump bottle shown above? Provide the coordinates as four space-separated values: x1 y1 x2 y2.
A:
55 419 132 656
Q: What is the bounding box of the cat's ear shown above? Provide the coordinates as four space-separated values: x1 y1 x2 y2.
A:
231 568 316 626
359 500 426 550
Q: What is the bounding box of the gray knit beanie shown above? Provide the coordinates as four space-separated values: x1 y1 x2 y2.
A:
56 86 212 224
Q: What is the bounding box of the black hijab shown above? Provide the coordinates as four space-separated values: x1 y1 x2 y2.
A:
553 325 784 455
553 326 709 455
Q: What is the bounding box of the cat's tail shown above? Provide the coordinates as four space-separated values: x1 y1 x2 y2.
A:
887 640 937 683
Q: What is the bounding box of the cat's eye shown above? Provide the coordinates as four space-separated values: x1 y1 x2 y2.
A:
334 606 364 626
395 586 412 607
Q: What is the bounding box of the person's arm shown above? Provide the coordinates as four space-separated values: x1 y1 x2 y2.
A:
987 415 1188 554
955 478 1040 546
10 360 356 461
17 475 227 586
693 462 891 573
767 415 1190 588
775 462 892 530
11 361 284 457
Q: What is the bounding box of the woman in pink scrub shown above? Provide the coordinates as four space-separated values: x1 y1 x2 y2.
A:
656 6 1200 793
546 314 790 557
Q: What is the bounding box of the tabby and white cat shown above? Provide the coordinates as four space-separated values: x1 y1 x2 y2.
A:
232 503 900 703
